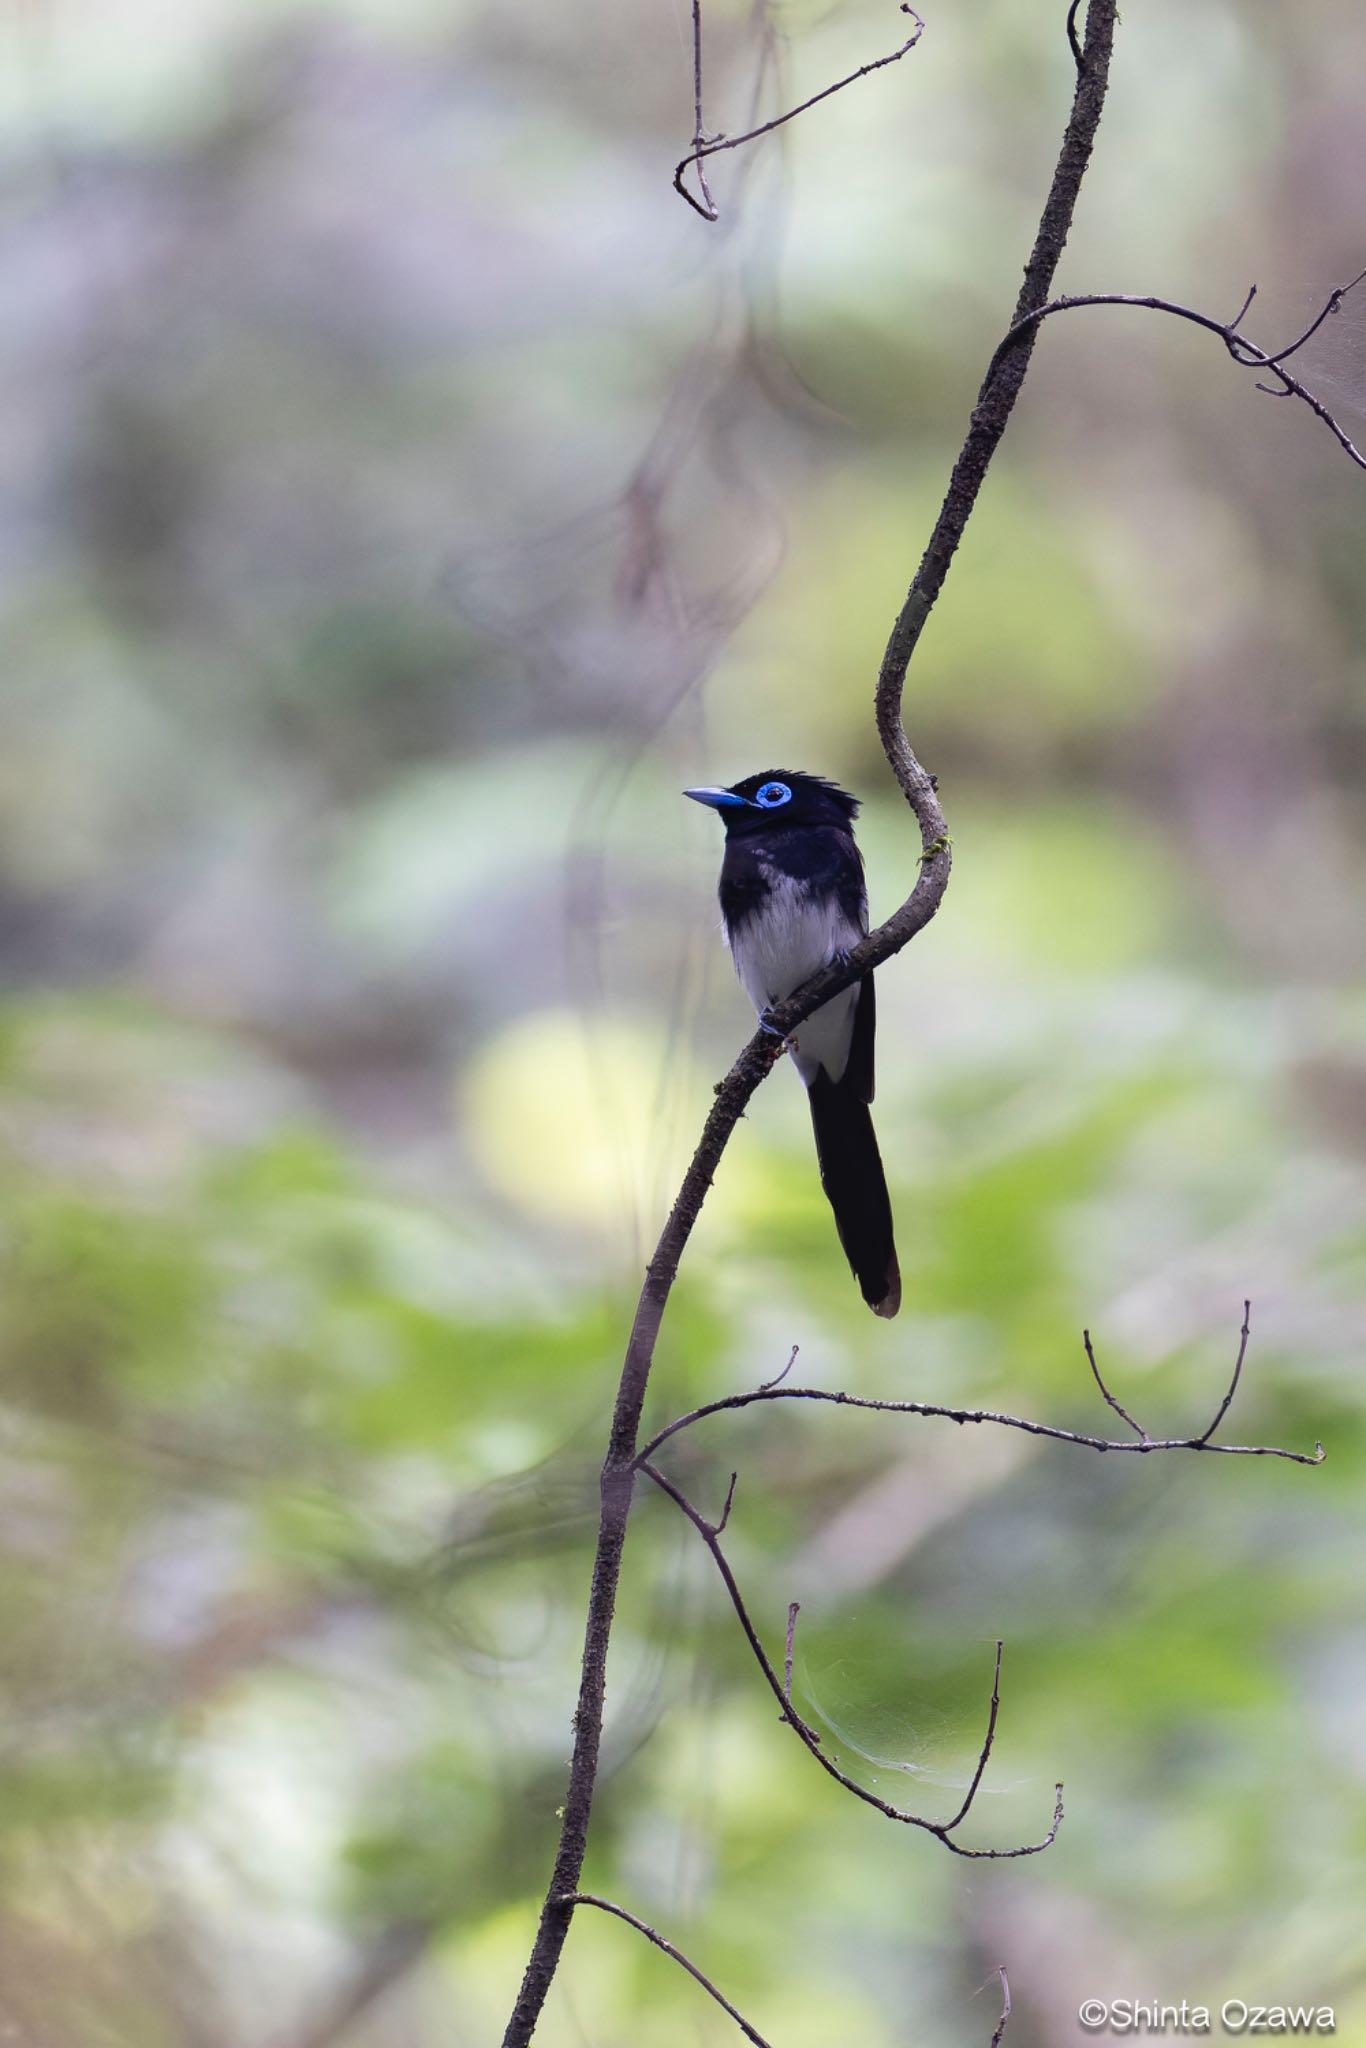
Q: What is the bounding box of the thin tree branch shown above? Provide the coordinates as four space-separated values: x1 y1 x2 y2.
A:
1082 1328 1150 1443
990 1966 1013 2048
675 3 926 221
874 0 1118 790
642 1386 1325 1465
1258 266 1366 367
637 1304 1325 1469
640 1458 1065 1859
760 1343 799 1394
688 0 717 222
565 1895 1015 2048
503 11 1123 2039
983 276 1366 472
563 1894 775 2048
784 1599 799 1704
939 1641 1004 1833
1194 1299 1252 1449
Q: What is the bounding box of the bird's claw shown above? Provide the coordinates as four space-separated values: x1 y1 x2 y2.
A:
759 1010 799 1053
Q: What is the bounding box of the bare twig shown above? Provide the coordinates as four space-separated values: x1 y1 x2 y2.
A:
675 3 926 221
784 1600 799 1705
1082 1329 1150 1443
637 1303 1324 1470
688 0 717 221
939 1642 1004 1833
760 1344 799 1394
990 1966 1013 2048
1194 1299 1252 1448
983 274 1366 472
640 1458 1064 1860
641 1385 1324 1465
561 1893 1017 2048
1065 1 1084 74
564 1894 774 2048
1258 266 1366 367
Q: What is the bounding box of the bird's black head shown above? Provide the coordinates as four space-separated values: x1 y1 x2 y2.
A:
683 770 860 838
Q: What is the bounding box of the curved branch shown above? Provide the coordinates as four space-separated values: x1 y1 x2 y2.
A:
874 0 1118 781
502 11 1121 2040
685 0 717 223
1259 266 1366 367
674 4 926 222
939 1640 1004 1834
567 1894 1016 2048
637 1303 1325 1470
983 277 1366 471
564 1894 775 2048
640 1459 1065 1860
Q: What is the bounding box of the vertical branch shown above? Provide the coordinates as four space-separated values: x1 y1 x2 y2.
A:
689 0 717 221
990 1966 1013 2048
875 0 1119 779
500 1045 781 2048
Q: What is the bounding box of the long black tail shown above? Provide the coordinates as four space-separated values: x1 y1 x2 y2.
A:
807 1068 900 1318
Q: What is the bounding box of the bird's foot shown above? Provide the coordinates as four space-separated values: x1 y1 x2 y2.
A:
759 1009 799 1054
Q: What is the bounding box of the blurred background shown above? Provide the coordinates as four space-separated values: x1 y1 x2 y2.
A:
1 0 1364 2042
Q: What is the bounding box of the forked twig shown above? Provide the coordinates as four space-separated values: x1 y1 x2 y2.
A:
631 1303 1317 1891
985 272 1366 473
675 2 926 221
638 1304 1324 1470
640 1458 1065 1860
1256 268 1366 367
687 0 717 222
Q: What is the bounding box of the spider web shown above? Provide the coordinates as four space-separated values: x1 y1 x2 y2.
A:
1249 278 1366 424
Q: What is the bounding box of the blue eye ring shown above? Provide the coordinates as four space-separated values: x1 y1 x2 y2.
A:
754 780 791 809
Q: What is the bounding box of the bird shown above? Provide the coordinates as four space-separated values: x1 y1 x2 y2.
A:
684 770 900 1318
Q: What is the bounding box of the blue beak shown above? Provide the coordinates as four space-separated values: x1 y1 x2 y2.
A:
683 786 749 809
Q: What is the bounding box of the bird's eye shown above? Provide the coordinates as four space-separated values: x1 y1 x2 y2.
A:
754 781 792 808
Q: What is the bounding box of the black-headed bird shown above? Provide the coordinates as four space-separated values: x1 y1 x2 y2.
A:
685 770 900 1318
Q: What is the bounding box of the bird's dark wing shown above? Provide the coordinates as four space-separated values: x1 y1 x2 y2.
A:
717 837 771 930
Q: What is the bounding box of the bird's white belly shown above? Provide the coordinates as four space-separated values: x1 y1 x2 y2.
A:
728 871 862 1087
